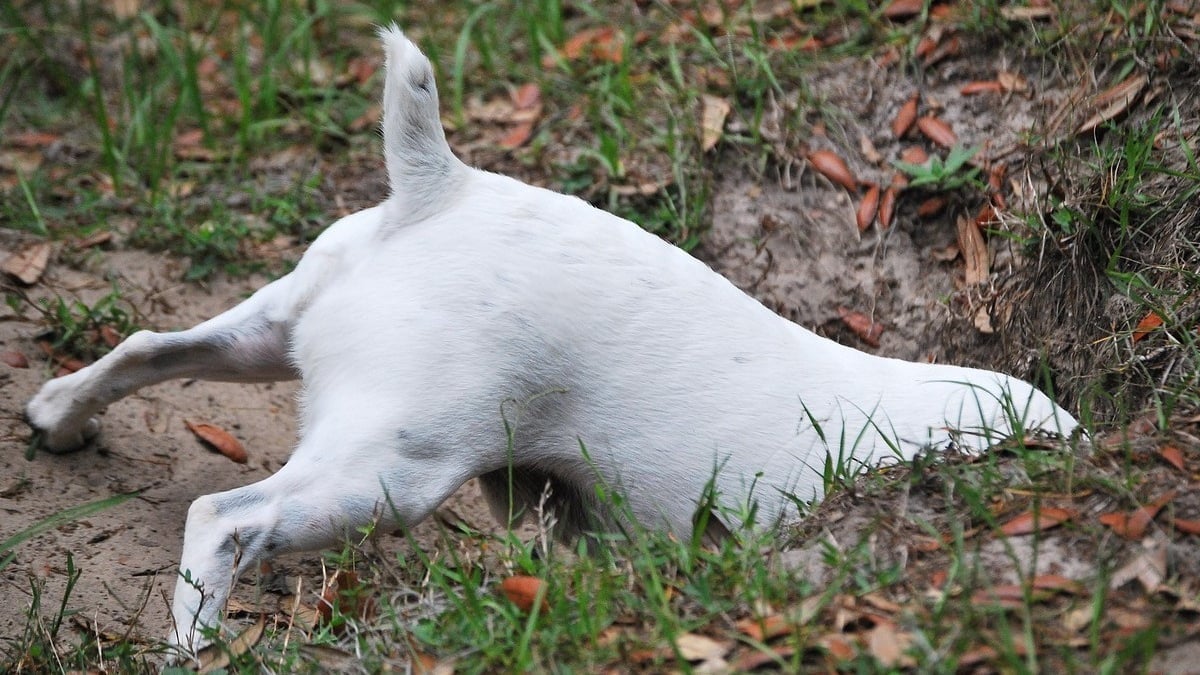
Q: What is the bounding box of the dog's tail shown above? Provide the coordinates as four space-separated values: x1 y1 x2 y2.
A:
379 25 463 220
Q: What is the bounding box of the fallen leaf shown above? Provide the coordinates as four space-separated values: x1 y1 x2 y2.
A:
500 575 546 613
197 616 264 674
878 186 897 229
732 645 796 670
497 121 535 150
867 621 913 668
317 569 377 631
1032 574 1085 594
36 340 84 373
899 146 928 165
700 94 732 152
674 632 729 661
736 614 792 642
2 350 29 368
998 70 1029 92
1159 445 1186 472
1100 490 1175 540
819 633 856 660
98 325 122 349
961 80 1004 95
2 242 52 285
1077 73 1149 135
917 116 957 148
956 216 989 285
838 307 884 348
807 150 857 190
184 420 248 463
547 26 623 67
999 506 1073 536
1132 311 1163 342
988 162 1008 192
892 95 919 138
931 244 960 262
1000 5 1057 20
1110 537 1166 591
74 231 113 249
9 131 60 148
1171 517 1200 535
916 196 947 218
859 134 883 164
883 0 924 19
856 184 880 231
513 82 541 111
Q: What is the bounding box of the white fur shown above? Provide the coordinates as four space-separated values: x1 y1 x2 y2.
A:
25 27 1077 656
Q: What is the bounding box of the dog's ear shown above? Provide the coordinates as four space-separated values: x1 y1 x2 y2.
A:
378 26 464 220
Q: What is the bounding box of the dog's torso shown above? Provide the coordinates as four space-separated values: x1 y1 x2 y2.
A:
285 169 1073 534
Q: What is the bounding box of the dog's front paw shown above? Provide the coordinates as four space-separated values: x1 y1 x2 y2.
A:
26 374 101 453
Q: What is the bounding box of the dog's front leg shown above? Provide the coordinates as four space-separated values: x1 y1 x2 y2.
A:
26 277 298 451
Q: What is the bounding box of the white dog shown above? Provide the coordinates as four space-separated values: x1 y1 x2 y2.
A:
26 27 1077 654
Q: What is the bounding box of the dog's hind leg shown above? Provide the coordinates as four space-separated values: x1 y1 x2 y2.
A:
169 414 460 656
26 276 298 451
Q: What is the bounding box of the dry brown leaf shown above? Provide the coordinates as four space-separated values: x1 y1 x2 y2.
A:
317 569 377 631
892 95 919 138
184 420 248 464
859 134 883 164
74 231 113 249
961 80 1003 95
807 150 857 190
1 350 29 368
1171 517 1200 535
513 82 541 111
1077 73 1149 135
899 146 928 165
9 131 61 148
546 26 624 67
930 244 960 262
1132 311 1164 342
732 645 796 670
1031 574 1085 594
98 325 122 349
956 216 989 285
998 70 1028 92
1159 445 1186 472
916 196 947 218
674 632 729 661
1110 537 1167 591
879 186 897 230
1000 5 1057 20
1100 490 1175 539
837 307 884 348
500 575 546 613
867 621 913 668
883 0 924 19
498 121 535 150
856 184 880 232
2 242 51 285
700 94 732 152
917 115 957 148
197 616 264 674
736 614 792 642
819 633 856 660
999 507 1073 536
